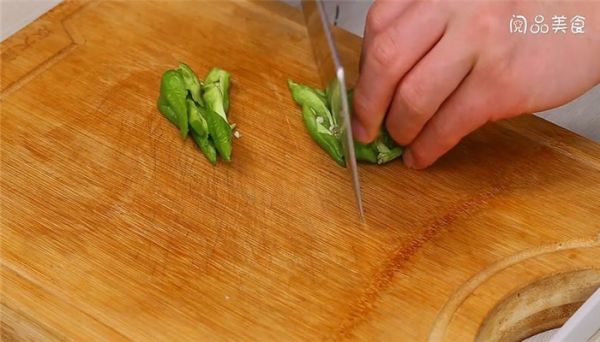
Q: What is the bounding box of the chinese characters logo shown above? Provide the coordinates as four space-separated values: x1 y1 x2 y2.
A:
510 14 585 34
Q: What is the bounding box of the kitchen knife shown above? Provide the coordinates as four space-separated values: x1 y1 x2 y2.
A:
301 0 364 221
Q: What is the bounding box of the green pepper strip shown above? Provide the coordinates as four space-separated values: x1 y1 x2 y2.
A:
325 80 342 128
375 128 403 164
288 80 335 131
191 130 218 165
203 83 227 120
202 75 233 161
314 88 328 107
354 141 378 164
203 106 232 162
204 68 231 114
187 99 208 138
377 145 404 165
157 94 178 126
289 79 405 166
289 80 344 165
160 70 188 139
347 88 382 164
302 106 345 166
177 63 203 106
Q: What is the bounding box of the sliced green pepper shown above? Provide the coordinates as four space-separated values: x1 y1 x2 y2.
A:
325 80 343 128
187 99 208 138
288 80 335 131
204 68 231 114
204 107 233 162
375 130 404 164
354 141 378 164
191 130 218 165
289 80 404 166
377 145 404 164
157 64 236 165
157 93 178 126
161 69 188 139
349 90 403 164
314 88 328 105
202 79 233 161
302 106 345 166
203 83 227 120
347 89 355 113
177 63 203 106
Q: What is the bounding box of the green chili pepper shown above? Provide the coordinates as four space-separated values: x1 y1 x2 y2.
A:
157 93 178 126
288 80 335 131
204 68 231 114
354 128 404 164
187 99 208 138
350 90 403 164
203 83 227 120
377 145 404 164
302 106 345 166
161 70 188 139
202 79 233 161
157 64 236 165
289 80 343 165
191 130 218 165
315 88 328 105
348 88 403 163
204 107 232 162
325 80 343 128
177 63 203 106
374 129 404 164
289 79 405 166
354 141 378 164
347 89 354 111
379 128 397 147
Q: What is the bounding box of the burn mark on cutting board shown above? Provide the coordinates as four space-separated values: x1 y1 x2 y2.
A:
330 185 508 340
328 122 595 339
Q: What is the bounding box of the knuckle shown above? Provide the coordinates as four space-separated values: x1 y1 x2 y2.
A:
352 89 368 114
397 80 433 119
365 5 386 35
474 14 495 39
408 146 429 168
371 33 399 68
389 126 414 147
430 118 459 150
466 6 503 42
480 59 530 120
353 90 382 141
352 90 374 122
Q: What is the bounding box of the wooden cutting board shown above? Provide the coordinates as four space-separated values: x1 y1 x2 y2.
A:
2 1 599 341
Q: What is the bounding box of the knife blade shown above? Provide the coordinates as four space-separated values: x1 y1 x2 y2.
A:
301 0 364 221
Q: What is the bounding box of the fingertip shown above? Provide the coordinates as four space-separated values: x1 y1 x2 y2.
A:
351 89 381 143
403 148 431 170
351 117 370 143
403 149 416 168
385 111 412 146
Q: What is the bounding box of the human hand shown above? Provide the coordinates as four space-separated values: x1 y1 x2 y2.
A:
352 0 600 169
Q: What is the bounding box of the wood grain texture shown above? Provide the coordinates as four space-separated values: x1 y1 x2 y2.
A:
1 1 599 341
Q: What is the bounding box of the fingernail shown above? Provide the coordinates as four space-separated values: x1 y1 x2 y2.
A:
352 118 368 142
403 149 415 169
